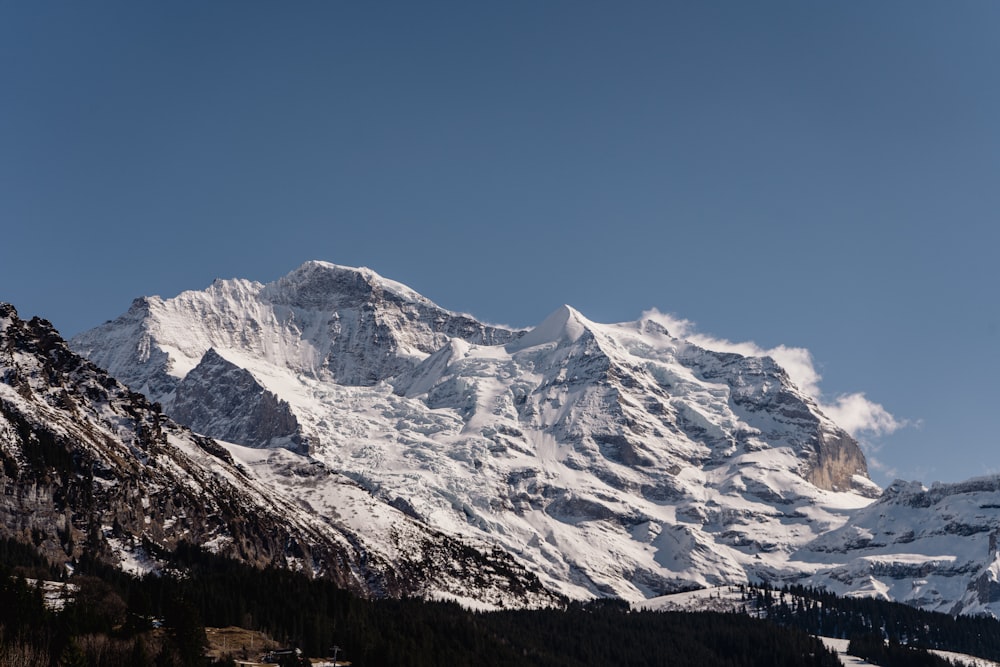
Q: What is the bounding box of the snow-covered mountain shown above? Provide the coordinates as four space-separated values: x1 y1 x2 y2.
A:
69 261 892 603
799 477 1000 616
0 302 554 607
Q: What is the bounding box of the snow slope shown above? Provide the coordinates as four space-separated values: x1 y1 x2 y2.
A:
800 477 1000 616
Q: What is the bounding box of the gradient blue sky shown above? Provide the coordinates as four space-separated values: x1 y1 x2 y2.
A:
3 2 998 486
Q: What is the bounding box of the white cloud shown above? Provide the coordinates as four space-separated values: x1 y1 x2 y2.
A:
822 392 902 437
640 308 904 439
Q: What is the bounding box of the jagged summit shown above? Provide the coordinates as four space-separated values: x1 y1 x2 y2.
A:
0 302 18 333
71 261 522 392
260 260 437 311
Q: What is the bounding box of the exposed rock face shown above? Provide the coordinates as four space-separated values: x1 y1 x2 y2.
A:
689 349 869 495
807 429 869 495
0 304 330 574
172 348 306 452
0 303 556 607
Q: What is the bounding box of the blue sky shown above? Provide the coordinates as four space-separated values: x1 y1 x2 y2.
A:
3 1 998 486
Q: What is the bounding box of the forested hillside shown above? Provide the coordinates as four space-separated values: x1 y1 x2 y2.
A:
6 539 1000 666
746 584 1000 661
0 539 842 667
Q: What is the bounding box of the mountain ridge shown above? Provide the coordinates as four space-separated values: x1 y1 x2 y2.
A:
68 262 883 603
0 258 983 615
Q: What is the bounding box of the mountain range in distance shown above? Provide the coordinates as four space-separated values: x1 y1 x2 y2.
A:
4 260 1000 616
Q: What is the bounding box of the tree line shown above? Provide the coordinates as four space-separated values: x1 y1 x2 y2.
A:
743 583 1000 665
6 537 1000 667
0 538 844 667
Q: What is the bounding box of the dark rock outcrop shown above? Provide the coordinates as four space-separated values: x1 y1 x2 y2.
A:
172 348 306 452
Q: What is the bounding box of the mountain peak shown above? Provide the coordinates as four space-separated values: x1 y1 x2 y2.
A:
262 260 435 311
509 304 589 350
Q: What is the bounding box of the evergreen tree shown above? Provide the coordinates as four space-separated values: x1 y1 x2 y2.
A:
57 640 87 667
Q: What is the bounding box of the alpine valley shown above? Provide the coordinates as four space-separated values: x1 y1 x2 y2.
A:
6 261 1000 617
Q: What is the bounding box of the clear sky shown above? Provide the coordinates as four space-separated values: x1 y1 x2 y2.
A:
3 2 998 487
